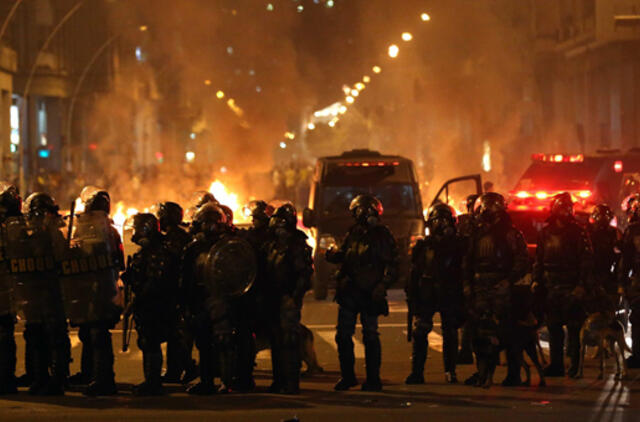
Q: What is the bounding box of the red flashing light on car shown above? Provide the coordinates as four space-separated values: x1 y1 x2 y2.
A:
531 153 584 163
614 160 623 173
338 161 401 167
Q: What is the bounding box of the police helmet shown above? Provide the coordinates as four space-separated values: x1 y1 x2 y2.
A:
157 201 184 230
24 192 59 219
349 194 383 222
132 213 160 245
191 203 227 235
550 192 574 219
84 190 111 214
269 203 297 231
475 192 507 224
0 182 21 218
589 204 614 228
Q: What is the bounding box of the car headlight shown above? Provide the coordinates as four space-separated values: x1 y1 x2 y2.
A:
318 235 337 250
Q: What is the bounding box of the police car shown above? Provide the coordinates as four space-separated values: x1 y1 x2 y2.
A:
508 149 640 253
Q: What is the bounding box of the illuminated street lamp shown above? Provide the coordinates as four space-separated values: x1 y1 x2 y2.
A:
350 89 359 97
401 32 413 41
307 122 316 130
421 13 431 22
204 79 212 86
388 44 399 58
372 65 382 74
338 105 347 114
345 96 355 104
363 75 371 83
280 141 287 149
216 90 225 99
139 25 148 32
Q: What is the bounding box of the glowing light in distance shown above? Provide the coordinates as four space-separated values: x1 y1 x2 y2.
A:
216 90 225 99
401 32 413 41
328 119 337 128
515 191 530 199
355 82 365 91
577 190 592 199
279 141 287 149
342 85 351 95
307 122 316 130
185 151 195 162
220 166 228 174
535 192 549 200
363 75 371 83
139 25 148 32
421 13 431 21
326 0 334 7
482 141 491 172
350 89 359 97
372 65 382 74
266 3 274 11
345 96 354 104
190 132 196 139
284 132 295 140
338 105 347 114
297 5 303 12
388 44 399 58
204 79 212 86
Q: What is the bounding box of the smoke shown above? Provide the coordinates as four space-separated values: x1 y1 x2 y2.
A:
82 0 314 208
80 0 544 210
350 0 541 199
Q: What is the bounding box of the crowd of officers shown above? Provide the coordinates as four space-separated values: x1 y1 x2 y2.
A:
1 179 640 398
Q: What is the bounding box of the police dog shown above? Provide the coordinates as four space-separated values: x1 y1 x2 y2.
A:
473 284 546 388
576 312 630 380
255 324 324 376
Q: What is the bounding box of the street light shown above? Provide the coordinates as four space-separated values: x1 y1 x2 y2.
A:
372 65 382 74
388 44 399 58
216 90 225 99
401 32 413 41
421 13 431 22
345 96 355 104
279 141 287 149
363 75 371 83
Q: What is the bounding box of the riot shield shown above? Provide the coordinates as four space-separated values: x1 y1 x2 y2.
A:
0 223 13 315
57 211 120 324
204 237 256 297
5 216 63 322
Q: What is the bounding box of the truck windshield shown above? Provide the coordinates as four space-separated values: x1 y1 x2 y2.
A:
320 184 418 217
515 161 600 191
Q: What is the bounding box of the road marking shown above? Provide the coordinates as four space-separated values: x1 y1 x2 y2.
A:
315 330 365 358
402 330 443 352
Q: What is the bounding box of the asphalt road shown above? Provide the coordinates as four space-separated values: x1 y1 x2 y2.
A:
1 290 638 422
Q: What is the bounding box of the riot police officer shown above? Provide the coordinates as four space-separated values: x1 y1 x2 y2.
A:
156 202 197 384
534 192 592 378
9 193 69 395
588 204 621 314
464 192 530 387
71 189 124 396
406 203 465 384
0 183 21 394
618 194 640 368
264 204 312 394
181 203 228 395
122 214 176 395
326 195 398 392
457 193 479 364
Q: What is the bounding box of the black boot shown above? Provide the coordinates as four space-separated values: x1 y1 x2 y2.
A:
361 335 382 392
0 316 17 395
501 346 523 387
334 331 357 391
405 333 427 385
442 322 458 383
567 325 581 378
69 326 93 385
544 325 565 377
42 321 68 396
84 327 116 396
217 339 237 394
28 325 50 395
134 350 165 396
281 345 301 395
